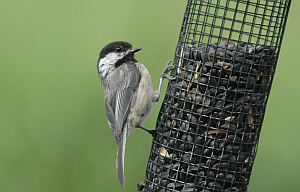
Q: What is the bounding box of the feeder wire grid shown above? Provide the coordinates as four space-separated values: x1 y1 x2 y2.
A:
142 0 291 192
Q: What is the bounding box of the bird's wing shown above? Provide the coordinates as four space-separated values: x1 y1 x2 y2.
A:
104 62 141 145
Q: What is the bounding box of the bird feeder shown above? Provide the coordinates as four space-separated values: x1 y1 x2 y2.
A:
142 0 291 191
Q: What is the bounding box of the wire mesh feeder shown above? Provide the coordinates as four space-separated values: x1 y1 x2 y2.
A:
141 0 291 192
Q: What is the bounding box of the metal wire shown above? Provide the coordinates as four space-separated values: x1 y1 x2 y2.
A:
143 0 291 191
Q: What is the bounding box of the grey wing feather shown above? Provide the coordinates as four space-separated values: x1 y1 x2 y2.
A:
104 62 141 144
116 124 127 187
104 100 119 143
115 81 133 133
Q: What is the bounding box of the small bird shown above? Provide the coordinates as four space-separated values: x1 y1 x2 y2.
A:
97 41 174 187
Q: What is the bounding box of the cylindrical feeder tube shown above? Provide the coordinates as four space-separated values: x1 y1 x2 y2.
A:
143 0 291 192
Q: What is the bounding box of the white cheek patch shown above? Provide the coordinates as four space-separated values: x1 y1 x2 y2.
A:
104 52 124 65
98 52 125 78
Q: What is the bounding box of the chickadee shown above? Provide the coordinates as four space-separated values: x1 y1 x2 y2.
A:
97 41 174 187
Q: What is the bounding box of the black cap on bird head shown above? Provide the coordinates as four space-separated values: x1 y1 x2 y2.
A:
99 41 142 60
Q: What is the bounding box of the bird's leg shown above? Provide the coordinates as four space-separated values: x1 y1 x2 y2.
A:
155 60 176 101
137 126 156 136
147 61 175 135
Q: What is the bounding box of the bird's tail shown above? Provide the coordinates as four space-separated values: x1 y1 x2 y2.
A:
116 127 127 188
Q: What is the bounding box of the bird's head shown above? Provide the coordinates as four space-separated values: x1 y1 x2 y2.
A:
97 41 142 80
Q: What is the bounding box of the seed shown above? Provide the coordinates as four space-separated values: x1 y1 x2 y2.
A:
186 114 197 124
225 174 234 181
160 147 170 158
207 171 216 178
160 180 168 187
208 181 223 189
216 173 225 180
182 153 191 162
180 121 189 131
212 162 228 169
203 148 212 156
167 182 184 188
194 146 202 155
214 100 224 109
195 95 202 104
195 136 204 145
202 95 211 106
199 77 208 84
169 139 175 148
209 78 218 87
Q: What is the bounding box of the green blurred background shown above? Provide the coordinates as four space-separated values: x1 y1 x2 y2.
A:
0 0 299 191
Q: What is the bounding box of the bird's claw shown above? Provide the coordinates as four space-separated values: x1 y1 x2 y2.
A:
156 60 176 97
161 74 176 81
138 126 156 136
161 60 175 81
165 60 174 67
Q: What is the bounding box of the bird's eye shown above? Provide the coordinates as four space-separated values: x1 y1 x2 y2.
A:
115 47 122 52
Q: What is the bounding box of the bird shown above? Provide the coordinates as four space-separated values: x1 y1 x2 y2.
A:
97 41 174 187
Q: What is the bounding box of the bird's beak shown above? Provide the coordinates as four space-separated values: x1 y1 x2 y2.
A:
127 47 142 55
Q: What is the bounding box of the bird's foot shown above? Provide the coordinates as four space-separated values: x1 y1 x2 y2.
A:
160 60 176 81
155 60 176 101
137 126 156 136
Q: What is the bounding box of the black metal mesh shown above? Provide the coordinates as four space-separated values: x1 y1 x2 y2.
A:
143 0 291 192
